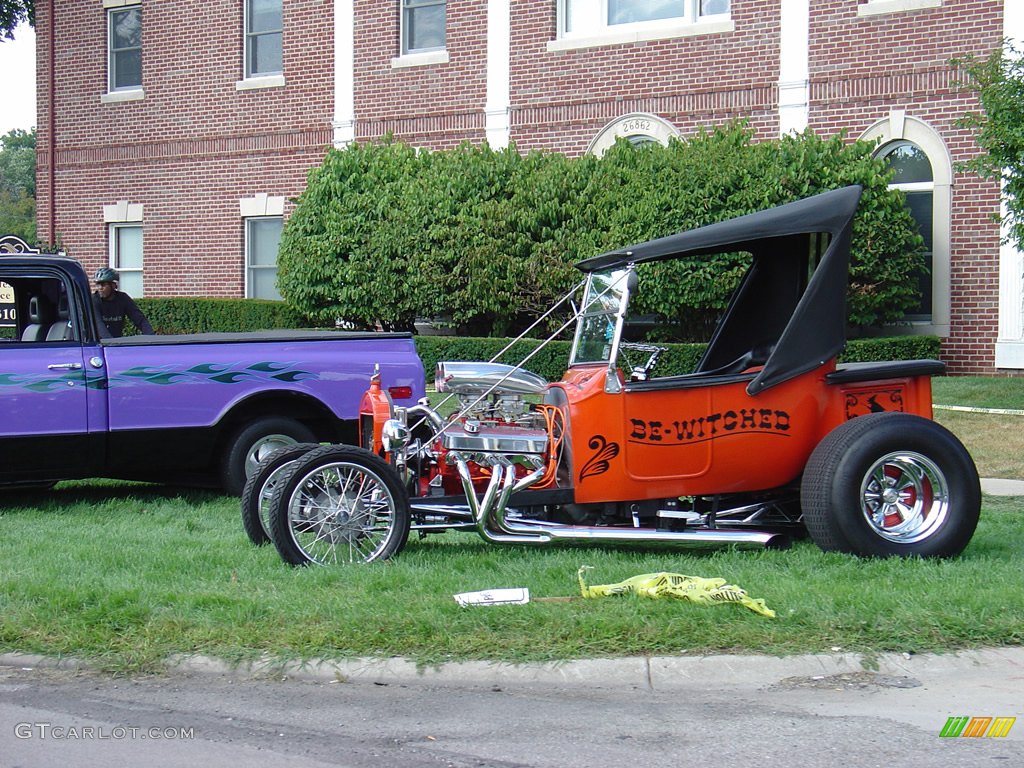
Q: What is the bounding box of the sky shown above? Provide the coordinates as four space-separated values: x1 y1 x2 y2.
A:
0 23 37 136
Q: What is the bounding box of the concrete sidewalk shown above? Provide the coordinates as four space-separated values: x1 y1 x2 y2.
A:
981 478 1024 495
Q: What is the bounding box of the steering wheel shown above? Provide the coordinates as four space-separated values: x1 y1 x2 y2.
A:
621 342 668 381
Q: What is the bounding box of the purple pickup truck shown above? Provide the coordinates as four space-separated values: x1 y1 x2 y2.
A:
0 253 425 493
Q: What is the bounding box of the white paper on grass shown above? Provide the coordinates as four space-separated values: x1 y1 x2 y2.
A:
453 588 530 607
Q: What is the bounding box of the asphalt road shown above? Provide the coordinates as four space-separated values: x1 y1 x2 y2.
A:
2 648 1022 767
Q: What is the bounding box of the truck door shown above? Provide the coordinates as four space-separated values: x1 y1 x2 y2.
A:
0 274 95 482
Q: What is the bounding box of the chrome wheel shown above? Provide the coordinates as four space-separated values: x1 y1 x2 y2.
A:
860 451 949 544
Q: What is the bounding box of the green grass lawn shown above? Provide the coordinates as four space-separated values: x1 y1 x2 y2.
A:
0 481 1021 674
933 375 1024 410
932 376 1024 479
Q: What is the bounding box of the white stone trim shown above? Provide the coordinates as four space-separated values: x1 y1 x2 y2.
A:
485 0 511 149
391 50 450 68
997 0 1024 368
547 19 734 52
102 0 140 8
778 0 809 136
100 89 144 104
857 0 942 17
235 75 286 91
334 0 356 147
239 194 286 218
103 201 144 223
587 113 680 157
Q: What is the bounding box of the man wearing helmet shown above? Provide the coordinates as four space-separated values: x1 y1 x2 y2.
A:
92 267 154 337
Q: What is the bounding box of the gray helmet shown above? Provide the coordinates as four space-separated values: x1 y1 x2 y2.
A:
94 267 119 283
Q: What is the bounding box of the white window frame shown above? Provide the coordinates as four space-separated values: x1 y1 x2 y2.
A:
108 223 145 298
105 0 143 95
401 0 447 56
552 0 732 51
861 112 952 338
244 0 284 80
244 217 284 300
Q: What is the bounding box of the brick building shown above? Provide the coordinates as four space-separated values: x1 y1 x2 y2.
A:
33 0 1024 373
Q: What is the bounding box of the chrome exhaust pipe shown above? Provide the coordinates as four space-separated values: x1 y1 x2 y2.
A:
451 452 790 550
500 515 790 550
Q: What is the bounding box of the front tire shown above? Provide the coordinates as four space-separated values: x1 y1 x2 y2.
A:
801 413 980 558
268 444 411 565
240 442 321 546
221 417 317 496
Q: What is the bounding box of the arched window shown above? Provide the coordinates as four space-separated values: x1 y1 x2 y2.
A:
876 140 934 319
861 112 951 336
587 113 680 156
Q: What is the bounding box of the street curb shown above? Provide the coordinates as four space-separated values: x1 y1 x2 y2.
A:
4 647 1023 690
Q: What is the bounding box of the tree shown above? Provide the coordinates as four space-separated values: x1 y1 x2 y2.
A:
0 0 33 40
0 127 36 242
955 42 1024 250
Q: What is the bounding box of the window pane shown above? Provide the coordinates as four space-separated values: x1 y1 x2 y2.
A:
700 0 729 15
608 0 685 25
249 0 282 33
112 8 142 48
406 5 446 51
115 226 144 270
248 218 283 267
249 268 281 301
902 191 934 317
880 141 933 184
119 271 143 298
113 50 142 89
250 32 283 74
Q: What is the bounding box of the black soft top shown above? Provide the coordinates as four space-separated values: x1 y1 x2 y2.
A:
576 186 864 394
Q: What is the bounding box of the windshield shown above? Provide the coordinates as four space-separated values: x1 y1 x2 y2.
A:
570 267 631 366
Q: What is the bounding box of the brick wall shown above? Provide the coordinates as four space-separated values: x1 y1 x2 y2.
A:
37 0 333 296
34 0 1011 373
508 0 780 151
353 0 487 144
807 0 1003 374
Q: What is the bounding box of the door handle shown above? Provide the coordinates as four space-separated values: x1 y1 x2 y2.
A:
47 363 83 370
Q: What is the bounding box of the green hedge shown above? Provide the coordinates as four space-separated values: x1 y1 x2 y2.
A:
131 297 311 335
415 335 942 382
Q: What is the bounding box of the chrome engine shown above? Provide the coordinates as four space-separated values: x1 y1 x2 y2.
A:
434 361 550 432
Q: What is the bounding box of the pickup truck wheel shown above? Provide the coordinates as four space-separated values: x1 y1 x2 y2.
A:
801 413 980 558
221 417 318 496
268 444 411 565
240 442 320 546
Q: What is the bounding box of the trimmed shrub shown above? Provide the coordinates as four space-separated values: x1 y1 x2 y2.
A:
131 297 310 335
278 126 925 338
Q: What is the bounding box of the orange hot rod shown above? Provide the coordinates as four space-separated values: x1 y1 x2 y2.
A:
257 186 981 565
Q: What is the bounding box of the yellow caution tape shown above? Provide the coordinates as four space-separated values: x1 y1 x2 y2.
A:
577 566 775 618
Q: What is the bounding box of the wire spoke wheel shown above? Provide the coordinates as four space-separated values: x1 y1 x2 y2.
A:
270 445 410 565
240 442 320 546
860 451 948 544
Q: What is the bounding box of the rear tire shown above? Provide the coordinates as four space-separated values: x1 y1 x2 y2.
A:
240 442 320 546
801 413 980 558
268 444 411 566
221 417 317 496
